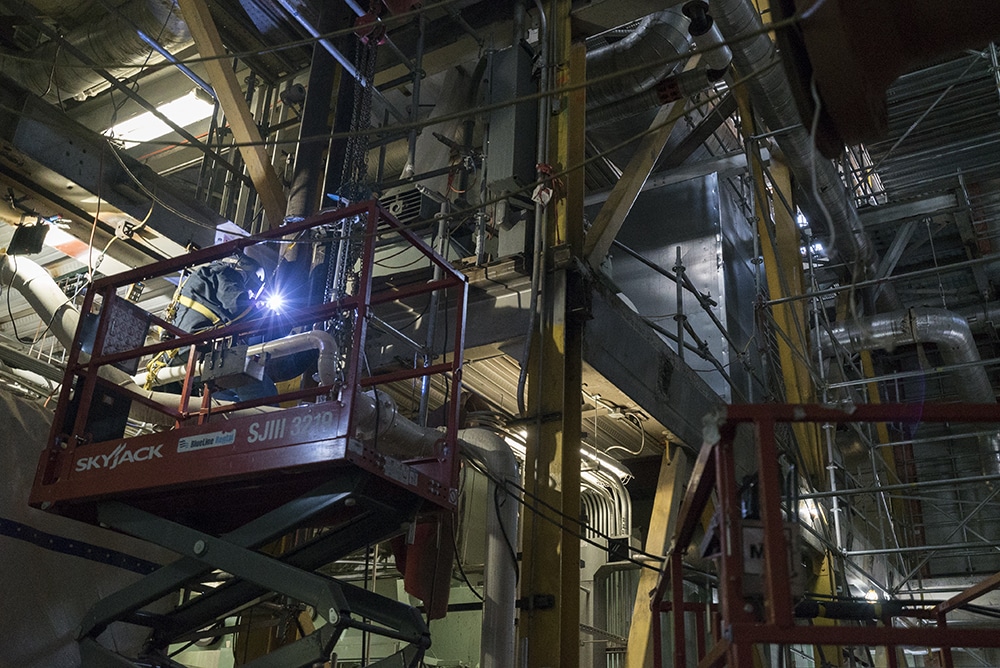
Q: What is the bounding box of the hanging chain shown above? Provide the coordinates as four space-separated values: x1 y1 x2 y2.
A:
325 32 380 360
338 36 378 204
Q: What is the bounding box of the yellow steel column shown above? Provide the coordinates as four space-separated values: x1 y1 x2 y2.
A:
518 1 585 664
736 89 822 481
737 87 845 668
623 448 691 668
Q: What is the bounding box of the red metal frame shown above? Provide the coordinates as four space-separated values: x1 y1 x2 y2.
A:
29 201 468 525
651 403 1000 668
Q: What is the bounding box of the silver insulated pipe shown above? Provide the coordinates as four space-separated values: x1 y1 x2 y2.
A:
711 0 898 312
816 308 1000 475
0 0 191 101
585 8 692 110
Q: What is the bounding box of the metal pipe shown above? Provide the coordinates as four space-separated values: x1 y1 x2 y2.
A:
674 246 685 362
135 29 215 99
132 330 341 388
816 308 996 404
845 541 1000 557
768 253 1000 307
418 201 449 426
823 422 845 551
683 1 732 73
0 254 79 350
402 13 426 180
354 388 443 458
825 356 1000 391
816 308 1000 479
516 0 548 417
585 8 691 109
275 0 407 123
800 472 1000 501
285 2 341 220
875 429 1000 450
0 0 191 101
892 487 1000 589
5 3 244 182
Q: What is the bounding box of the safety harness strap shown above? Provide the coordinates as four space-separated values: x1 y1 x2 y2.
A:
176 295 221 324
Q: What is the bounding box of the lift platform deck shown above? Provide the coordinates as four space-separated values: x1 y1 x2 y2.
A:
29 200 468 667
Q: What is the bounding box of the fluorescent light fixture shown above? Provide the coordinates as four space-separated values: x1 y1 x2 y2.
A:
502 431 630 482
105 89 214 146
43 224 89 260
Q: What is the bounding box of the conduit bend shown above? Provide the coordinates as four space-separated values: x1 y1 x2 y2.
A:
816 308 995 403
132 330 341 388
0 253 79 350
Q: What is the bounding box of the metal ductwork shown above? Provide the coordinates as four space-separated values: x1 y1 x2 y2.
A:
587 66 722 128
0 0 191 101
0 253 79 350
585 8 692 110
711 0 899 312
816 308 1000 475
457 429 519 668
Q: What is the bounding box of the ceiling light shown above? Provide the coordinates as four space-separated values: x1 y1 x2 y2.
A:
864 588 879 603
105 89 215 146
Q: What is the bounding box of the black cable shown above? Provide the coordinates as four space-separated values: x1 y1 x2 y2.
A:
494 483 520 584
461 447 665 573
167 639 198 658
0 62 772 262
448 516 484 602
104 141 220 231
0 18 786 158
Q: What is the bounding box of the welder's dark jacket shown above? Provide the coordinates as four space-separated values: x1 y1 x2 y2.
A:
173 263 253 333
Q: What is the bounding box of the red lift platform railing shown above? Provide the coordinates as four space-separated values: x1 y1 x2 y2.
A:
28 200 469 667
651 403 1000 668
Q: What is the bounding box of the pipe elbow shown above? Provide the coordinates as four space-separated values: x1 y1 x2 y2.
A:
908 308 975 357
306 330 340 386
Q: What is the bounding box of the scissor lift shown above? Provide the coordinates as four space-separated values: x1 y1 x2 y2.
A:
29 201 468 667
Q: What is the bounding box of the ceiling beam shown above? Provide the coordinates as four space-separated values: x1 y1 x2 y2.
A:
583 102 681 269
175 0 287 229
657 92 738 171
584 150 759 208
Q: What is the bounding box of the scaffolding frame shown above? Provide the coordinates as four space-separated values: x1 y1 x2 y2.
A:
652 403 1000 668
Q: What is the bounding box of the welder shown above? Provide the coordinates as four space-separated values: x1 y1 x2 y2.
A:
149 252 277 401
172 253 266 333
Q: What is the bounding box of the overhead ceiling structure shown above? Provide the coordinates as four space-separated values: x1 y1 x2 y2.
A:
2 0 1000 666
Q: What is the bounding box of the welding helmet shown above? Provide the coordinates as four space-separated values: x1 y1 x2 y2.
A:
222 253 266 299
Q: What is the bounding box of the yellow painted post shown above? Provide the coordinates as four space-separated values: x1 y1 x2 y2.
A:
738 90 823 480
737 88 845 666
624 448 691 668
518 3 585 665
